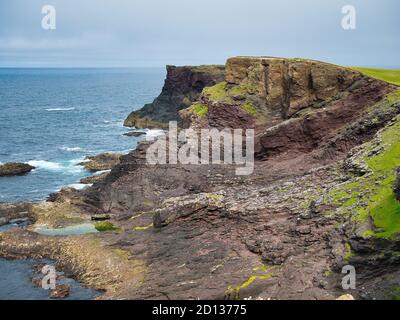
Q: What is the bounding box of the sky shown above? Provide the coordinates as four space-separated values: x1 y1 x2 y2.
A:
0 0 399 68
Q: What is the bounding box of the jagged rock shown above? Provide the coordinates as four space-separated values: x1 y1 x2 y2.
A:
342 157 370 176
79 153 121 172
0 162 35 176
124 65 225 128
394 168 400 201
80 172 109 184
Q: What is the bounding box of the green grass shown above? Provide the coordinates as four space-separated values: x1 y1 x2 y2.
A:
387 287 400 300
203 82 231 103
202 81 258 104
190 103 209 118
328 119 400 239
94 221 119 232
241 102 257 116
326 90 400 239
351 67 400 86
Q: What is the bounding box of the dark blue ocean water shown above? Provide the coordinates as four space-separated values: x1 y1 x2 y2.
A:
0 68 165 203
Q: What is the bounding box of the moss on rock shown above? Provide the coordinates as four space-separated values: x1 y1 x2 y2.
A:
190 103 209 118
94 221 119 232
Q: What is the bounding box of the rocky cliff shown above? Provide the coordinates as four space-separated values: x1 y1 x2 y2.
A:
124 65 225 128
2 57 400 300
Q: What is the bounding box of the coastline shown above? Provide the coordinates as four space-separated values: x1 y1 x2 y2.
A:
1 59 400 300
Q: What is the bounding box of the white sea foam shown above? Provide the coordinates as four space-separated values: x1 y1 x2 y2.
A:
146 129 165 138
94 169 111 175
68 183 91 190
28 160 63 171
46 107 75 111
60 147 83 152
27 159 84 174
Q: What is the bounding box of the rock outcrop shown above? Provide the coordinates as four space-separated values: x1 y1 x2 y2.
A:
0 163 35 176
178 57 396 164
124 65 225 128
79 153 121 172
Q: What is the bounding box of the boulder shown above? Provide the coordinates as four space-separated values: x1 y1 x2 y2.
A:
0 163 35 176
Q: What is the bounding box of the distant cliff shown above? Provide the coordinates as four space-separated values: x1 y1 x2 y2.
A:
124 65 225 128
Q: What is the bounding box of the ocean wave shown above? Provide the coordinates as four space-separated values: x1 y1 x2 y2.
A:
28 160 63 171
27 159 84 174
46 107 75 111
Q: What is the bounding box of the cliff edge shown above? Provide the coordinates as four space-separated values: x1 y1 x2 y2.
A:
124 65 225 128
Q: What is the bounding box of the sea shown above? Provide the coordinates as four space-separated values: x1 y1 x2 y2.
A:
0 68 165 203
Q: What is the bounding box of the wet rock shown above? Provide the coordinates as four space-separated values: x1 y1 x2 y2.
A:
123 131 146 137
0 163 35 176
50 284 70 299
79 153 121 172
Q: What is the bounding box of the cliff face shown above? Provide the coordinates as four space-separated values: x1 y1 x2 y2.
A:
180 57 394 160
3 57 400 300
182 57 389 126
124 65 225 128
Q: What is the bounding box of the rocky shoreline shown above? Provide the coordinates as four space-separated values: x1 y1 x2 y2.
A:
1 56 400 300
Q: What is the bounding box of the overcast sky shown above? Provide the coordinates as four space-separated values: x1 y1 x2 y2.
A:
0 0 398 67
